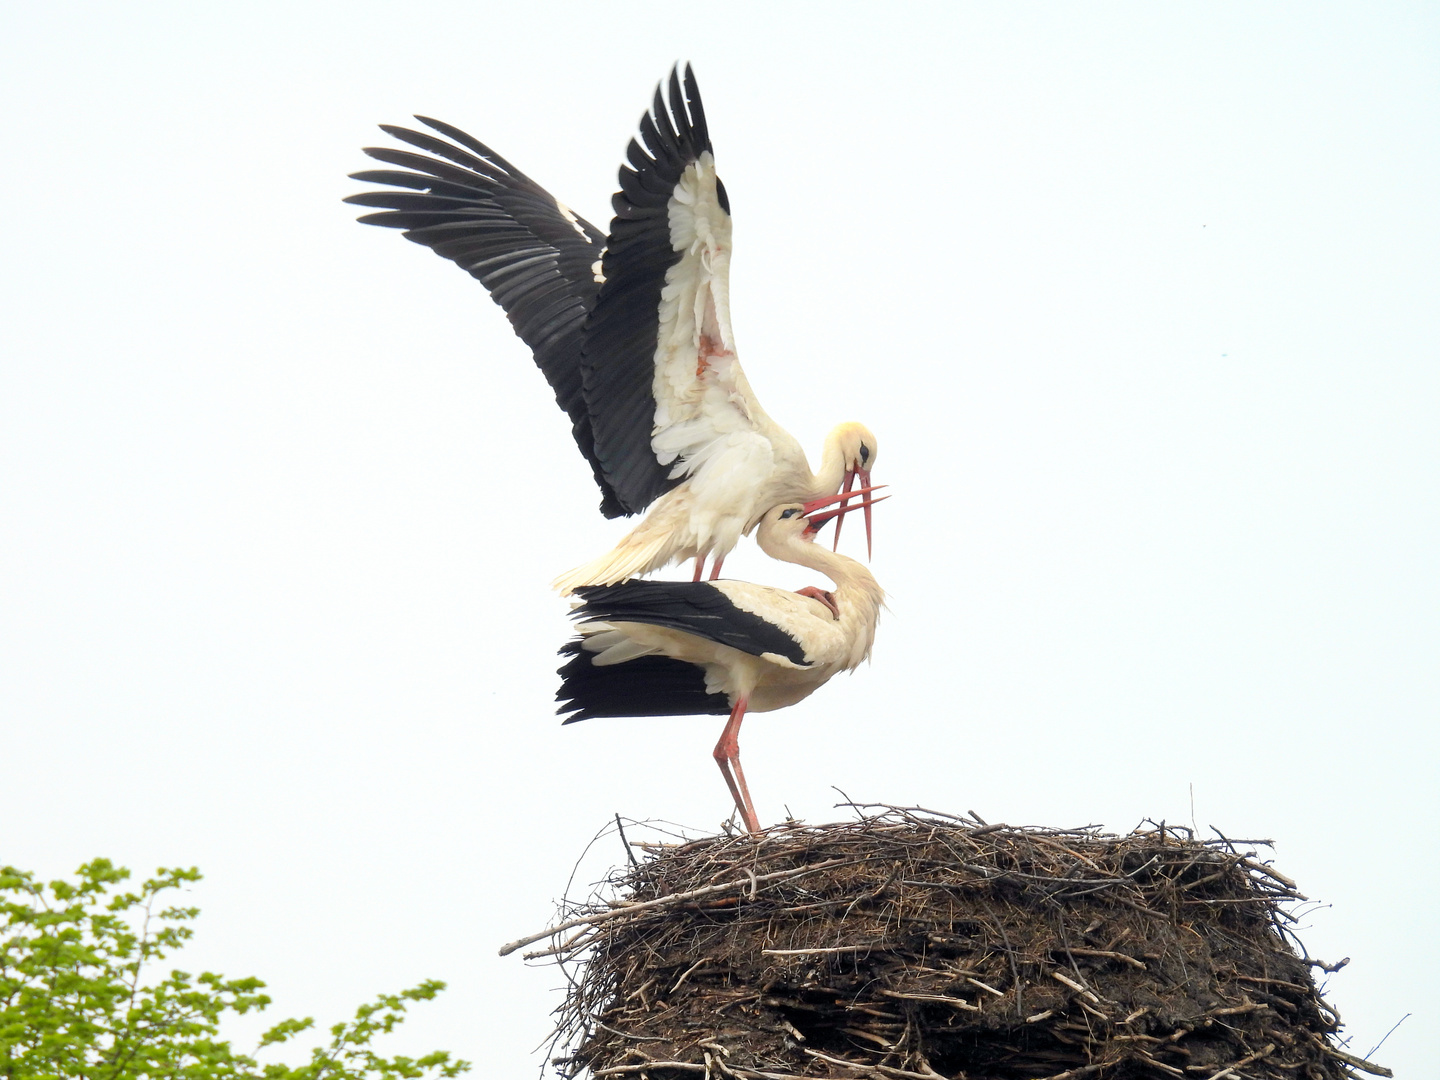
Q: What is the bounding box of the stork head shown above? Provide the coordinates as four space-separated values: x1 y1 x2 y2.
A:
758 487 888 542
763 504 811 540
825 422 879 557
829 421 878 480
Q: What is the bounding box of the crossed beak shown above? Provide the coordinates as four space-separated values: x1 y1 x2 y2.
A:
802 484 887 542
824 469 875 557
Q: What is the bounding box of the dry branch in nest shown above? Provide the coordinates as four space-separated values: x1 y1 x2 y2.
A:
512 807 1389 1080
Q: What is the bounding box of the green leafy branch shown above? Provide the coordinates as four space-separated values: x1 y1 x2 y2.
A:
0 860 469 1080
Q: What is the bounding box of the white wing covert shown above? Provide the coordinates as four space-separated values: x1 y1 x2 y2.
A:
581 66 799 522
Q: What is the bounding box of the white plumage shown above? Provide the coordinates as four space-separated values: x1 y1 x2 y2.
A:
558 497 885 833
348 66 877 593
552 134 878 592
553 422 877 594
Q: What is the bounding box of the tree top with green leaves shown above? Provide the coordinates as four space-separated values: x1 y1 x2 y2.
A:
0 859 470 1080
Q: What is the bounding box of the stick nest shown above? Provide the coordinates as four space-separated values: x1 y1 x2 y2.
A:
531 807 1387 1080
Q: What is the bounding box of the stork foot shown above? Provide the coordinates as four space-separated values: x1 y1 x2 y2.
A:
795 586 839 618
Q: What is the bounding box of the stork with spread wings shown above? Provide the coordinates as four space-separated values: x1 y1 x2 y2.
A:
347 65 877 590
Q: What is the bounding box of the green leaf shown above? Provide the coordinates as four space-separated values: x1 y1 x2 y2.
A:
0 861 470 1080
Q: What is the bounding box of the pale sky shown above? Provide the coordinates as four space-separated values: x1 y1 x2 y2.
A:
2 3 1435 1075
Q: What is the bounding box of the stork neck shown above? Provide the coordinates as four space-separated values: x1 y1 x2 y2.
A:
812 426 852 495
757 526 885 670
758 527 880 602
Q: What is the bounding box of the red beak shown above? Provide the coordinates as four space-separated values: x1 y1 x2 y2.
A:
825 469 875 557
803 490 889 538
801 484 886 515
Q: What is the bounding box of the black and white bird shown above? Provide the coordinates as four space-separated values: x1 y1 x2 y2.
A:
556 492 886 834
346 65 878 591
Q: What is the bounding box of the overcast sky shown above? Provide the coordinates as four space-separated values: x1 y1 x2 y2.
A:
2 3 1435 1076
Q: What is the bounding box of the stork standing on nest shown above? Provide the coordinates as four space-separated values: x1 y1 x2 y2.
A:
556 492 886 834
346 65 878 589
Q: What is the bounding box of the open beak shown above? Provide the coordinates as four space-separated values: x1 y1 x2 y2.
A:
801 484 885 515
826 469 875 557
803 488 889 539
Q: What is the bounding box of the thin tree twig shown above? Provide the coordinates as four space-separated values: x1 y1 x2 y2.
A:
498 856 854 955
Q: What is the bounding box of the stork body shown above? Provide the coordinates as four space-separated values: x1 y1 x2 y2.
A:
347 67 877 589
552 422 876 592
557 502 885 833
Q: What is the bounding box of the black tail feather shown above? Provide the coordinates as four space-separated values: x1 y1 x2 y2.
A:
556 639 729 723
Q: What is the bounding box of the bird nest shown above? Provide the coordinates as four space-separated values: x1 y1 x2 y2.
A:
511 807 1389 1080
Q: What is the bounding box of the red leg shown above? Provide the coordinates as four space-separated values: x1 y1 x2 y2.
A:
707 555 726 580
692 556 705 582
713 696 759 833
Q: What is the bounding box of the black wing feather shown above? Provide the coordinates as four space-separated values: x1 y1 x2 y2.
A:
347 65 721 521
555 640 728 723
682 66 710 159
580 63 717 515
571 581 811 667
346 119 623 516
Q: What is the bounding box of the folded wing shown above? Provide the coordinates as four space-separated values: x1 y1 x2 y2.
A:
569 580 811 667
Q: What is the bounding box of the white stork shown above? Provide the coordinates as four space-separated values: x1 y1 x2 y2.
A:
346 65 878 590
556 492 886 834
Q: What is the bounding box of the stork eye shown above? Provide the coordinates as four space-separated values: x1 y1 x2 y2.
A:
779 508 801 519
859 444 871 465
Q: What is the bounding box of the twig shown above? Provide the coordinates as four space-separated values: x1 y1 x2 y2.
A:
1052 970 1102 1005
594 1022 669 1043
1076 998 1111 1022
498 856 853 955
839 1025 895 1050
669 956 713 994
1064 947 1147 970
1137 1052 1185 1076
1208 1003 1269 1017
761 944 876 956
980 899 1023 1017
878 989 979 1011
801 1049 943 1079
966 976 1005 997
594 1063 705 1075
1239 858 1297 891
835 800 971 824
1366 1012 1410 1060
1034 1064 1107 1080
1230 974 1307 992
701 1042 740 1080
1313 1038 1393 1077
519 924 595 960
615 814 639 868
1200 1042 1274 1080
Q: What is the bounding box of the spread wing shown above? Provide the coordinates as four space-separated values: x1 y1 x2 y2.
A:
581 65 791 517
345 119 626 516
570 580 812 667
